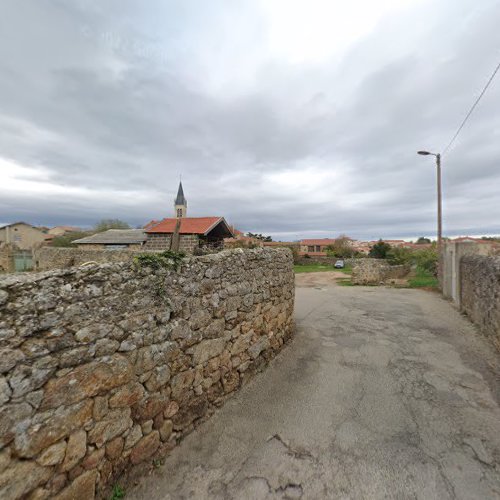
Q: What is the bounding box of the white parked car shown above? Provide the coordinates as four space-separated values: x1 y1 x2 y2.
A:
334 259 345 269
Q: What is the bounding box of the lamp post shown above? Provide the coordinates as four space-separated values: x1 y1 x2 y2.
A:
417 150 442 252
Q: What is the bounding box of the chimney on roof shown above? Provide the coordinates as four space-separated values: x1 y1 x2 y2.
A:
174 181 187 218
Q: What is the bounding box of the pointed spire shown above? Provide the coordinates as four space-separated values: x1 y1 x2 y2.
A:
175 181 187 206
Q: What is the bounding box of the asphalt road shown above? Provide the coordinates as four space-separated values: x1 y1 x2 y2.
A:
128 282 500 499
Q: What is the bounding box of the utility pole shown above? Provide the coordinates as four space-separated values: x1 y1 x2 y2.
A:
436 153 442 253
417 150 443 252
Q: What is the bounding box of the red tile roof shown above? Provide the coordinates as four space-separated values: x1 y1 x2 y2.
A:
145 217 228 235
143 220 160 231
300 239 337 246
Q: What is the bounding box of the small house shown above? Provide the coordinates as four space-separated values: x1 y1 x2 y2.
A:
145 217 233 253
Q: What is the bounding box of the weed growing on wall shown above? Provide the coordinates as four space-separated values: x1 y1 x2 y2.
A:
134 250 185 301
109 485 125 500
134 250 185 271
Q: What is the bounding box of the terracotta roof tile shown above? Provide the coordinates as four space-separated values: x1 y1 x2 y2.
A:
145 217 226 235
300 239 337 246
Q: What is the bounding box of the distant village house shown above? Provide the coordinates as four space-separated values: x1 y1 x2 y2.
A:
71 182 233 254
299 238 348 257
0 222 49 250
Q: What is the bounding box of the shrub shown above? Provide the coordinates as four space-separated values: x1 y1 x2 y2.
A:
413 247 438 274
51 231 91 247
388 246 438 275
369 240 392 259
94 219 130 232
387 247 413 265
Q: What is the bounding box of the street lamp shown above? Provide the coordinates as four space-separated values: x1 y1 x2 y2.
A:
417 150 442 252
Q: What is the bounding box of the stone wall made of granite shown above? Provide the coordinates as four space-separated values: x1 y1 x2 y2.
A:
0 248 295 499
351 259 410 285
460 255 500 350
34 247 144 272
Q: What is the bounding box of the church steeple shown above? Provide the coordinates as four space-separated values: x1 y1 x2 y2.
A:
174 181 187 218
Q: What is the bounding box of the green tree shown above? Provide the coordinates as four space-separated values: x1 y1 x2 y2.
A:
246 232 272 242
415 237 431 244
94 219 130 232
369 240 392 259
51 231 91 248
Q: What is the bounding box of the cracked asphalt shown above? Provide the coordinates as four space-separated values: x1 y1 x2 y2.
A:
128 282 500 499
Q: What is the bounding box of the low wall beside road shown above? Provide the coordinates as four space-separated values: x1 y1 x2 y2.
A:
460 255 500 349
0 248 294 499
351 259 410 285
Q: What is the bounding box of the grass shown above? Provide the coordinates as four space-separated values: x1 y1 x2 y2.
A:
407 267 438 289
294 263 352 274
337 278 354 286
294 264 333 273
109 485 125 500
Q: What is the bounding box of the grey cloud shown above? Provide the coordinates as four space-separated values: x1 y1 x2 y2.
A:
0 0 499 239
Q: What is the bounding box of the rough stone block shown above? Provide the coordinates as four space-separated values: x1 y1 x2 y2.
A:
53 470 97 500
105 437 124 461
14 400 93 458
61 430 87 472
130 431 160 464
190 338 226 365
88 408 132 448
41 355 133 410
36 440 67 466
172 395 208 430
248 336 270 359
109 382 145 408
170 370 195 401
0 460 52 500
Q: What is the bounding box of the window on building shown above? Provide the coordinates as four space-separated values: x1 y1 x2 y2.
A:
308 246 314 252
177 208 182 217
315 245 321 252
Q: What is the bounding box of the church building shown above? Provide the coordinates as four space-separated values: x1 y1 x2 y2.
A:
144 182 233 253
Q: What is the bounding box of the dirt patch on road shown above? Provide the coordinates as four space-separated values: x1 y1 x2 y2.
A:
295 271 350 288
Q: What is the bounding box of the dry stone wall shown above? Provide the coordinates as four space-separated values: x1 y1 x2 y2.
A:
0 248 294 499
34 247 142 272
460 255 500 349
351 259 410 285
0 245 15 273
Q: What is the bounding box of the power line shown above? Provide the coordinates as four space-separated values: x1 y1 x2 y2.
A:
443 59 500 155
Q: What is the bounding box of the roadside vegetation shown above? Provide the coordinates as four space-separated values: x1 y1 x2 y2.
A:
294 263 352 274
407 267 439 289
295 238 438 290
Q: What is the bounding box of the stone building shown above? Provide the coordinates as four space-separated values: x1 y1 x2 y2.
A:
72 229 147 250
144 181 233 253
299 238 337 257
0 222 49 250
145 217 233 253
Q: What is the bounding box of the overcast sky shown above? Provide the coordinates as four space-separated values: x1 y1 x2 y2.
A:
0 0 499 240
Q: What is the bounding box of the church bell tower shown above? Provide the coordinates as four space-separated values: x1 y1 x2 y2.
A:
174 181 187 218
